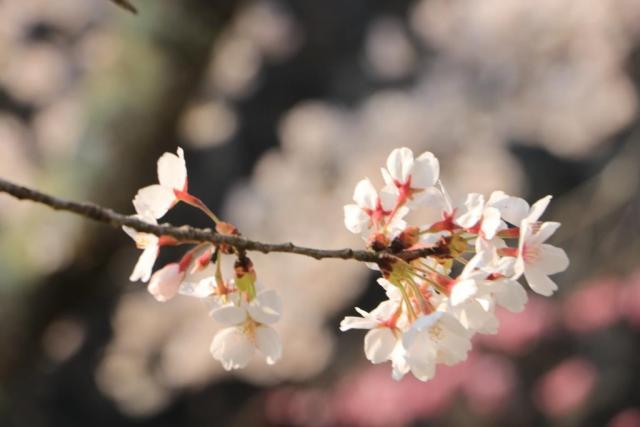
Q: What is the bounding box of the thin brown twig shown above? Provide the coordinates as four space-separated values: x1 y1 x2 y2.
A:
109 0 138 14
0 177 441 263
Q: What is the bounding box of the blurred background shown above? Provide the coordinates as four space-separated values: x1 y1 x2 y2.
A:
1 0 639 426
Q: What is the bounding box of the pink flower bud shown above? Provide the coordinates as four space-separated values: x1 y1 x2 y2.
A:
147 263 183 302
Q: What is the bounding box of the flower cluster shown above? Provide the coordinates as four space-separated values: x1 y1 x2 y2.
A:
341 147 569 381
124 148 282 370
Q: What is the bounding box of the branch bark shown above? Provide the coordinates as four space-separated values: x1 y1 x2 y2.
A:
0 177 441 263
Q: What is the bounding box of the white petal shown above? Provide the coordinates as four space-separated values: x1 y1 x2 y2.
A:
379 189 398 211
255 325 282 365
493 280 528 312
210 327 254 370
450 279 478 306
526 195 552 223
411 151 439 188
529 221 561 245
248 289 282 324
147 263 182 302
391 349 410 381
488 191 530 225
157 148 187 190
179 277 215 298
339 316 377 331
129 244 159 282
386 147 414 183
353 178 378 210
370 300 400 321
343 204 369 234
405 337 437 381
512 256 525 279
132 200 159 222
377 278 402 302
438 329 472 365
133 185 176 219
210 304 247 325
537 244 569 275
364 328 397 364
380 167 395 189
480 207 502 239
524 266 559 296
455 193 484 228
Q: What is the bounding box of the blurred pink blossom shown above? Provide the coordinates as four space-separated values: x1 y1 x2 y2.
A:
563 277 622 333
461 354 517 416
533 357 597 417
619 272 640 330
476 296 556 355
330 363 462 427
608 408 640 427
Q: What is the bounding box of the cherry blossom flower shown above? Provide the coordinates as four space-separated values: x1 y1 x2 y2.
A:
402 312 471 381
445 254 500 334
514 219 569 296
340 299 409 378
134 147 188 219
454 192 505 239
209 289 283 370
486 191 537 227
381 147 440 206
475 240 528 313
122 210 160 282
147 262 186 302
118 145 571 379
343 178 407 237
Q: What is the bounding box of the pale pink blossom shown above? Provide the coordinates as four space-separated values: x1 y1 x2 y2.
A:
147 263 185 302
343 177 407 236
134 147 188 219
209 289 283 370
402 312 472 381
381 147 440 206
122 212 160 283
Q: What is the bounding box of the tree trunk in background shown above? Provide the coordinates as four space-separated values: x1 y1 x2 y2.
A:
0 2 235 425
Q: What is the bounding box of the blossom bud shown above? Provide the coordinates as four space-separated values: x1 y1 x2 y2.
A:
147 263 184 302
390 226 420 252
368 232 390 252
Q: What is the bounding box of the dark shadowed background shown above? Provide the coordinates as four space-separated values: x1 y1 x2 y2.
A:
1 1 640 426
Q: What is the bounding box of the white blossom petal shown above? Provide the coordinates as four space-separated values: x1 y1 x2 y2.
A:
353 178 378 210
537 244 570 275
524 265 559 296
157 147 187 190
386 147 414 183
455 193 484 228
255 325 282 365
526 195 552 223
179 277 215 298
450 279 478 306
129 244 159 282
343 204 369 234
147 263 183 302
339 316 377 331
488 191 530 225
210 327 254 370
411 151 439 188
493 280 528 312
364 328 397 364
529 221 561 245
248 289 282 324
133 184 176 219
481 207 502 239
210 304 247 325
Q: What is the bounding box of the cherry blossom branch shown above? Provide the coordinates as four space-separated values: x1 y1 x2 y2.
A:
0 177 441 263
